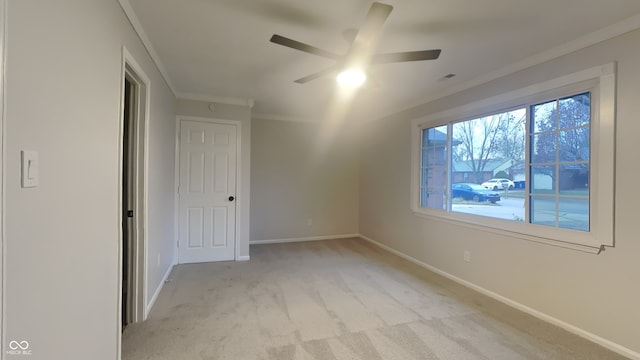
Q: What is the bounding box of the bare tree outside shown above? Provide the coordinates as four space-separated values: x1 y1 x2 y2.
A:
452 109 525 183
420 91 590 231
495 111 526 161
533 93 590 165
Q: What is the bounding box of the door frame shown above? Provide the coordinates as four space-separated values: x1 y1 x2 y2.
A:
117 46 149 335
175 116 243 262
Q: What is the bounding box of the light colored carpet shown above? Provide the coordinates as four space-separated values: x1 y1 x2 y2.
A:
122 238 627 359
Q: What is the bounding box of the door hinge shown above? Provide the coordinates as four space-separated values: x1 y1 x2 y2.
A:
177 240 179 248
127 210 134 218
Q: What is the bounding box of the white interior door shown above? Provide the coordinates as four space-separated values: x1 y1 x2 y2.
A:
178 119 237 263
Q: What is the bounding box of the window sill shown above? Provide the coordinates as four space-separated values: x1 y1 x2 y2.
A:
412 210 604 254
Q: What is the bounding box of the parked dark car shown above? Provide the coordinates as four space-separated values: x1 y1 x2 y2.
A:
452 183 501 203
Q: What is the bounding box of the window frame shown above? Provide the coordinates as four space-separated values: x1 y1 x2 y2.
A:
410 64 615 253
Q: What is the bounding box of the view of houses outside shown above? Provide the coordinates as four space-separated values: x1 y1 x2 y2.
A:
420 126 448 210
529 92 590 231
451 108 526 221
420 92 590 231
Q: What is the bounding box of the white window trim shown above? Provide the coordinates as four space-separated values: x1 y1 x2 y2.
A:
410 63 615 254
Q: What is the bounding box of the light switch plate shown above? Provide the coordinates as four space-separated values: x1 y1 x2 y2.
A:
21 150 39 188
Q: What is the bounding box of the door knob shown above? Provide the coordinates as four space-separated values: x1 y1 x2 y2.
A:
228 196 235 201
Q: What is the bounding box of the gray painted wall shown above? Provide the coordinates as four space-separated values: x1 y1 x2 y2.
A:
3 0 639 358
250 119 359 241
4 0 176 358
0 0 6 351
358 28 640 355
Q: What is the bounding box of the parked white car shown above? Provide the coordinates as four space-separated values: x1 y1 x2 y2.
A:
481 178 515 190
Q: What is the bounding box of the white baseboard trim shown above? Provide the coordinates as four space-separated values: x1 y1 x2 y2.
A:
250 233 359 245
358 234 640 360
236 255 250 261
145 263 174 319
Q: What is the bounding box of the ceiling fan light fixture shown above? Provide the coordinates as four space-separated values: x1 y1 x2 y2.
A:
269 2 441 85
337 69 367 87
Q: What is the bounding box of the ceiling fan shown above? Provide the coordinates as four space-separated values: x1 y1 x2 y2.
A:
269 1 441 85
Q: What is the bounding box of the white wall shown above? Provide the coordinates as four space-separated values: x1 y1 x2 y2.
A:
175 98 252 259
359 28 640 356
4 0 175 358
144 61 177 311
251 119 359 242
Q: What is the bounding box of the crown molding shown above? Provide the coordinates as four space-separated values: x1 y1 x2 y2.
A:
118 0 177 96
177 92 255 108
251 112 313 123
388 12 640 120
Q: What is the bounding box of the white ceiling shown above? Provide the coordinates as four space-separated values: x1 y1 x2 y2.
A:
123 0 640 122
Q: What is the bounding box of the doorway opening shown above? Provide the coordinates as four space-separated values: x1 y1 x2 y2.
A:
120 59 148 330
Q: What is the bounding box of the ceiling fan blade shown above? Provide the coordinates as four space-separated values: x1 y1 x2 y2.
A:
341 28 358 44
294 65 341 84
373 49 442 64
352 2 393 49
270 34 340 60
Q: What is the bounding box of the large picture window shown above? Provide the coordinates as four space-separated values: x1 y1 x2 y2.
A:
411 64 615 252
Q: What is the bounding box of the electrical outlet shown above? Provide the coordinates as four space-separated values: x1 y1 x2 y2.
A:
464 250 471 262
307 218 313 226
